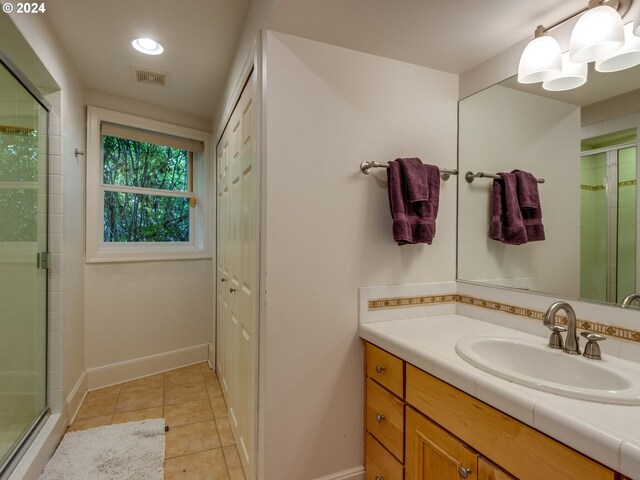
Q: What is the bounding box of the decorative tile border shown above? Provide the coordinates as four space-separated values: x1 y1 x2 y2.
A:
368 294 457 310
368 293 640 343
0 125 34 135
581 180 636 190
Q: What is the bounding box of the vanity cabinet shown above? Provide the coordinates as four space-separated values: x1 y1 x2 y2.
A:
365 343 406 479
406 406 479 480
406 405 516 480
477 459 515 480
364 341 621 480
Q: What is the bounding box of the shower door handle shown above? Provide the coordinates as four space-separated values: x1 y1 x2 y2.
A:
37 252 51 270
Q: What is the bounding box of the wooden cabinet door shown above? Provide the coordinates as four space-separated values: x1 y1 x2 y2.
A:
406 406 478 480
478 458 515 480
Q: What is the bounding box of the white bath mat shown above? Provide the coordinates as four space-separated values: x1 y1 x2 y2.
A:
38 419 165 480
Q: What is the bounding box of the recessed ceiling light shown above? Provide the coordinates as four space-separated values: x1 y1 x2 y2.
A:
131 38 164 55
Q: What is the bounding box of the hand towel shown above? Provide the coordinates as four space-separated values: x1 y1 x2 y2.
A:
513 169 545 242
397 157 430 202
387 158 440 245
489 173 527 245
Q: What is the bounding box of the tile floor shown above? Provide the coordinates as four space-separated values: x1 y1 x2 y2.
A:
67 362 245 479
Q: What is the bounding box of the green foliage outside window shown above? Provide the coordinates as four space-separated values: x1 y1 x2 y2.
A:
0 130 38 242
102 136 190 242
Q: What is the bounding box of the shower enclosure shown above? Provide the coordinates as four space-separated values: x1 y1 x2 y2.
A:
0 56 49 475
580 130 637 304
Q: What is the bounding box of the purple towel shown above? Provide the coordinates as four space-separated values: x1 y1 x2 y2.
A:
513 169 545 242
489 173 527 245
397 157 430 202
387 158 440 245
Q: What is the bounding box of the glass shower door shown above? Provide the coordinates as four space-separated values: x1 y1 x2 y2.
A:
0 59 48 472
580 135 637 304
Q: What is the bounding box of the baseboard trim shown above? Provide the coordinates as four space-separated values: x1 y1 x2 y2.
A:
66 371 87 425
85 344 210 390
208 343 215 370
313 466 365 480
8 413 66 480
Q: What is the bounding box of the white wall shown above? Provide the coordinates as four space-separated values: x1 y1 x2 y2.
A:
263 31 458 479
85 90 211 132
458 85 581 297
213 0 279 136
84 260 213 387
8 11 86 416
82 92 214 387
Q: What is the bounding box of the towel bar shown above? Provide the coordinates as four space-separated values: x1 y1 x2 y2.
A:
465 171 545 184
360 161 458 181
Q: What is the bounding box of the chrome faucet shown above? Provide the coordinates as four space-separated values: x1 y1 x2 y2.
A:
621 293 640 308
543 301 580 355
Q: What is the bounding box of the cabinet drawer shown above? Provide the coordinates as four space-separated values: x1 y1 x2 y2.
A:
367 378 404 461
406 365 616 480
366 433 403 480
366 342 404 397
478 458 515 480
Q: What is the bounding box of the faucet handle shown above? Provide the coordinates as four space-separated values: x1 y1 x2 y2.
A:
580 332 605 360
547 325 566 349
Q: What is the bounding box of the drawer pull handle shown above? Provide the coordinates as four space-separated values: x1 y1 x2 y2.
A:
230 288 236 293
375 477 385 480
375 364 385 374
458 466 472 479
375 414 385 423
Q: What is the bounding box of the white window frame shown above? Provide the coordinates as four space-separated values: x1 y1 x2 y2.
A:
86 106 212 263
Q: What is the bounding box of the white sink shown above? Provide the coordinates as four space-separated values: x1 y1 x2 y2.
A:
456 335 640 404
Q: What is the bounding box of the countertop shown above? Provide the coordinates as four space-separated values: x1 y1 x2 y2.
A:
359 314 640 478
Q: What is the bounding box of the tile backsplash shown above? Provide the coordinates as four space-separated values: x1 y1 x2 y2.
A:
359 281 640 363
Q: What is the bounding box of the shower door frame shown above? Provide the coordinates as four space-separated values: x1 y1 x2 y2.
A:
0 48 51 479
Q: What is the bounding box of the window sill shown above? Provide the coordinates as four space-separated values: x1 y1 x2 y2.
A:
85 247 211 264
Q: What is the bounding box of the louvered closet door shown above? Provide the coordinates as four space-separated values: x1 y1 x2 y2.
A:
215 67 259 478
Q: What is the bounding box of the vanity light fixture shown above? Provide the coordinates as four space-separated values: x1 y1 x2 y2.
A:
518 0 634 89
542 52 588 91
518 26 562 83
569 1 625 63
131 37 164 56
596 21 640 71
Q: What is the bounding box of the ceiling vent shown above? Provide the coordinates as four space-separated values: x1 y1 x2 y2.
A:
130 67 169 87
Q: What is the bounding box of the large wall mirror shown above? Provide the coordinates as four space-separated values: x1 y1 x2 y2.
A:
458 63 640 308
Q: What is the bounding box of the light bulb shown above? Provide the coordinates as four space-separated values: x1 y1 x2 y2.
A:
131 38 164 55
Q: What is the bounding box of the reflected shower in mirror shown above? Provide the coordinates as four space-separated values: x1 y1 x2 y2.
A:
458 63 640 308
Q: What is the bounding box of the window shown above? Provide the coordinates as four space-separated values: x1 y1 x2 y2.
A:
86 107 211 262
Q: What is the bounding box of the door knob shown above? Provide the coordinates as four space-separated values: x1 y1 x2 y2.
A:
230 288 236 293
221 278 227 283
375 414 385 423
375 364 385 374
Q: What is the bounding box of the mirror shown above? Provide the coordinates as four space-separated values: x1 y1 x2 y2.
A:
458 63 640 308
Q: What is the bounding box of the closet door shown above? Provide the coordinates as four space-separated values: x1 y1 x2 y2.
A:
216 67 259 478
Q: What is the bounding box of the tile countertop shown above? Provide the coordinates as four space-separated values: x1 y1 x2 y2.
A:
359 314 640 478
